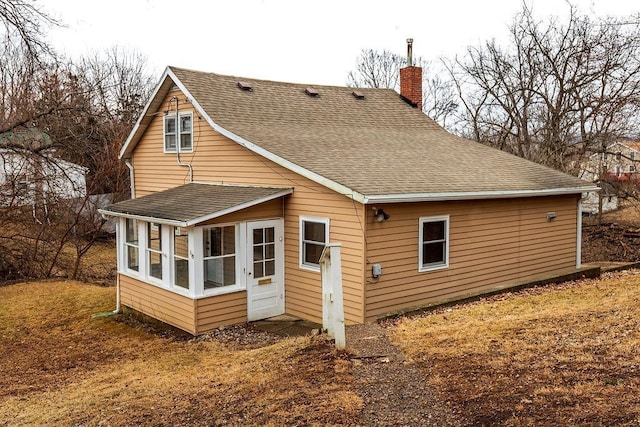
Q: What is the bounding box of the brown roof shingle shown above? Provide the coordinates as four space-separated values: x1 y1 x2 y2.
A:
123 67 596 200
99 183 292 225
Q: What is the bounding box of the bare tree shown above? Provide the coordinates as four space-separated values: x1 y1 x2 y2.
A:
347 48 459 128
448 4 640 173
0 1 154 282
0 0 58 56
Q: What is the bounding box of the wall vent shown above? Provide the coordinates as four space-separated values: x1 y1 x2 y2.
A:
352 91 365 99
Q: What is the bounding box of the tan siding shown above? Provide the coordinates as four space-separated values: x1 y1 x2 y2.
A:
364 196 579 321
131 88 366 324
195 291 247 334
200 198 284 225
120 274 196 334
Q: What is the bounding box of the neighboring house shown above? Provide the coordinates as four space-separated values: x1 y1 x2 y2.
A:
582 182 618 215
581 141 640 183
0 128 87 208
100 59 598 335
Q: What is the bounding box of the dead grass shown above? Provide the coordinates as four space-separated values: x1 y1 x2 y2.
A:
0 281 360 426
389 271 640 426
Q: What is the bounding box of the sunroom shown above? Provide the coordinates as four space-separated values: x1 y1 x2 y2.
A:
99 183 293 333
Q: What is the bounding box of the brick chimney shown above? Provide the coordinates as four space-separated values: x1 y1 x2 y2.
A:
400 38 423 110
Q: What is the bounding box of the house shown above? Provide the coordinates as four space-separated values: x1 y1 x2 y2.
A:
582 182 618 215
100 57 598 335
579 141 640 213
0 128 87 208
581 141 640 183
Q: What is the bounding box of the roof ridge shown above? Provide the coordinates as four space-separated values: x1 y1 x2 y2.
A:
169 65 396 93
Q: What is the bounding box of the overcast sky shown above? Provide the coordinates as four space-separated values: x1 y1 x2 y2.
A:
44 0 640 86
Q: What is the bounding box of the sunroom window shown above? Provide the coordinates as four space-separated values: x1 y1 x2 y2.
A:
174 227 189 289
125 218 139 272
147 222 163 280
203 225 236 289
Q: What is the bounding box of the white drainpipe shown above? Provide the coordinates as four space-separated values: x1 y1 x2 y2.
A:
124 159 135 199
576 197 583 269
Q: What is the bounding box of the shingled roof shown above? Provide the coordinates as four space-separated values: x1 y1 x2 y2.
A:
121 66 597 203
99 183 292 226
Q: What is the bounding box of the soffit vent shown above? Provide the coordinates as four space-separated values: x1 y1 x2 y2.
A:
305 87 319 97
237 81 253 91
352 91 365 99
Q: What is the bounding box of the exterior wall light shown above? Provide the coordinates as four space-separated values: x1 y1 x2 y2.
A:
374 208 390 222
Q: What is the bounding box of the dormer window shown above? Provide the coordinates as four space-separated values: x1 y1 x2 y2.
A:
164 112 193 153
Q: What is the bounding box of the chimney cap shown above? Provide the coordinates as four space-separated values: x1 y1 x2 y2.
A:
406 38 414 67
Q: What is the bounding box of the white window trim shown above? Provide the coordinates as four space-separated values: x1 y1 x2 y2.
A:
299 216 330 273
200 222 245 297
117 219 251 299
146 222 167 287
163 111 193 153
418 214 450 273
121 218 140 275
172 227 190 291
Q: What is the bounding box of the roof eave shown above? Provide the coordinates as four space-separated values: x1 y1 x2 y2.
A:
165 68 367 204
98 187 293 227
363 186 600 204
119 67 175 160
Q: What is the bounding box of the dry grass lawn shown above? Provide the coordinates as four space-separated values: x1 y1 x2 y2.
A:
0 281 360 426
3 272 640 425
390 271 640 426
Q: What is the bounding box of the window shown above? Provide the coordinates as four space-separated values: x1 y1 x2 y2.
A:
164 112 193 152
616 151 622 161
631 152 636 161
203 226 236 289
615 165 622 176
253 226 275 278
174 227 189 289
299 217 329 271
419 215 449 272
125 218 139 272
630 165 636 173
147 222 163 280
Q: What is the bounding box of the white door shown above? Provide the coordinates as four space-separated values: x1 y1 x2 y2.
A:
246 219 285 321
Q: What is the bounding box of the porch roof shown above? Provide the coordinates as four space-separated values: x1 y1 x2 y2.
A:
99 183 292 227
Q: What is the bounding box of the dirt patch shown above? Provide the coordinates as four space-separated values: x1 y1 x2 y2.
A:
582 203 640 262
583 222 640 262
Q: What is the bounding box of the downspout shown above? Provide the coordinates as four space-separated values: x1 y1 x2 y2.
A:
576 196 583 270
114 158 135 315
124 159 135 199
114 274 121 314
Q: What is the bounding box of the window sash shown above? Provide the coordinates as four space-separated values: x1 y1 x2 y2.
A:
419 216 449 271
164 113 193 152
203 226 237 289
300 218 328 270
164 116 177 151
147 223 163 280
